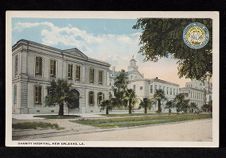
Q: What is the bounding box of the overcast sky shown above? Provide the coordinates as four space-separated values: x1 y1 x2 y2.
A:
12 18 190 87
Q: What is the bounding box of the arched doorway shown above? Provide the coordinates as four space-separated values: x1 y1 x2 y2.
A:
68 89 80 109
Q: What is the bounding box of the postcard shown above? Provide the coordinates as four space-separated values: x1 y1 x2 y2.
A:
5 11 219 147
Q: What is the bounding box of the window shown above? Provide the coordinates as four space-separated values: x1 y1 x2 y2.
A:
89 68 95 83
173 89 175 95
15 55 18 76
140 86 143 90
67 64 73 80
35 56 42 76
170 88 172 95
75 65 81 81
167 87 169 95
50 60 56 77
133 85 136 91
150 85 153 93
98 70 103 85
155 85 157 92
34 85 42 104
14 85 17 104
97 92 104 105
159 85 161 90
89 91 94 105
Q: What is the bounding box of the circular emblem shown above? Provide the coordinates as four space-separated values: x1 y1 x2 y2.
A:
183 22 209 49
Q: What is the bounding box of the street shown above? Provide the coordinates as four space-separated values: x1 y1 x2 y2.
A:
32 119 212 141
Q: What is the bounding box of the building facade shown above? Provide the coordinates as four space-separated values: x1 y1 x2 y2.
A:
12 39 111 114
180 79 212 109
179 87 205 109
126 57 180 112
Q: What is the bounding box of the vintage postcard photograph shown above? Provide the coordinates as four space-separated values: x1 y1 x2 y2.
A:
5 11 219 147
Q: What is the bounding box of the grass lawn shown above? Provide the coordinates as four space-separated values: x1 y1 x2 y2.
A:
12 122 64 130
33 115 80 119
73 114 212 128
100 113 174 117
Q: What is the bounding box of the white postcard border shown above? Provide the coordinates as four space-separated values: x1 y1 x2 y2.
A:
5 11 219 147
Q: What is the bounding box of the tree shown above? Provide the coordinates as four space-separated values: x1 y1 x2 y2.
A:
112 70 128 107
173 94 190 113
125 89 137 114
139 98 154 114
133 19 212 80
153 89 167 113
100 100 112 115
100 93 114 115
165 100 174 114
201 100 212 112
45 79 78 116
189 102 199 113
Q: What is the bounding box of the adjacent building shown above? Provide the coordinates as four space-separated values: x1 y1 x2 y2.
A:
180 79 212 108
126 57 180 112
12 39 111 114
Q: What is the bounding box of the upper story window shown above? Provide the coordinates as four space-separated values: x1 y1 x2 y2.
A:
75 65 81 81
167 87 169 95
35 56 42 76
98 70 103 85
155 85 157 92
15 55 18 76
150 85 153 93
89 68 95 83
67 64 73 80
34 85 42 104
89 91 94 106
170 88 172 95
14 85 17 104
140 86 143 90
50 60 56 78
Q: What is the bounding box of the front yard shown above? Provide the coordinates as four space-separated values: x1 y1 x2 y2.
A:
12 122 64 130
72 113 212 128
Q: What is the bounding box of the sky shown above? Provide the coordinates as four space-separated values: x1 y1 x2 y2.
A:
12 18 190 87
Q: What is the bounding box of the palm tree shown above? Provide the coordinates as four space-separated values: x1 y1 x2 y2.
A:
125 89 137 114
201 100 212 112
153 89 167 113
100 100 112 115
165 100 174 114
139 98 154 114
173 94 190 113
189 102 199 113
45 79 78 116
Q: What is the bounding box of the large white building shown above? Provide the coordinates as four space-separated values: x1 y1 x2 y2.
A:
12 39 111 114
126 57 180 112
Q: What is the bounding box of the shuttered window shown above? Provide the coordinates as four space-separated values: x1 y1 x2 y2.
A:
75 65 81 81
35 56 42 76
89 91 94 105
50 60 56 77
34 85 42 104
89 68 94 83
98 70 103 85
67 64 73 80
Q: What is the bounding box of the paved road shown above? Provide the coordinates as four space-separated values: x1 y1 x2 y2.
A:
34 119 212 141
